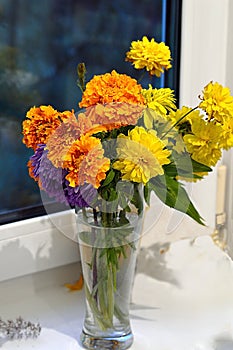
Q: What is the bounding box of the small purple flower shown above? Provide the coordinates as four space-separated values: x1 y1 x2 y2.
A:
30 144 46 179
29 144 97 208
38 149 69 204
64 181 98 208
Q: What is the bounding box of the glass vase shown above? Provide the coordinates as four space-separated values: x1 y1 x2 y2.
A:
76 208 143 350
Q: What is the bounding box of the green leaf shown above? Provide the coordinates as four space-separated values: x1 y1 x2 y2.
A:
164 151 212 179
149 175 205 225
191 158 212 173
143 182 151 206
130 183 143 215
101 169 115 187
108 188 118 201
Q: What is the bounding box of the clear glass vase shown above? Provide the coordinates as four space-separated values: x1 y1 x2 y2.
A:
76 208 143 350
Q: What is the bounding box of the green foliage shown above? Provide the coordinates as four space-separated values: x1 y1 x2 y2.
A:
164 151 212 179
145 174 205 225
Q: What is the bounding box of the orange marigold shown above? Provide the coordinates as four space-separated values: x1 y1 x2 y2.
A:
76 111 108 135
47 111 109 167
79 70 145 108
63 134 110 188
46 112 81 167
22 105 71 150
85 103 144 131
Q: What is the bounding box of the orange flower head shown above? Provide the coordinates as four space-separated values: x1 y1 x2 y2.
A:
63 134 110 188
22 105 70 150
46 111 81 167
85 103 144 131
47 110 109 167
79 70 145 108
76 110 108 135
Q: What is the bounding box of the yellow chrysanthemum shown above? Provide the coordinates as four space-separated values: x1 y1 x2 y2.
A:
183 119 222 167
79 70 145 108
22 105 70 150
159 107 203 153
219 117 233 150
142 85 176 128
142 85 176 115
168 106 202 129
199 81 233 123
113 126 171 184
125 36 172 77
63 134 110 189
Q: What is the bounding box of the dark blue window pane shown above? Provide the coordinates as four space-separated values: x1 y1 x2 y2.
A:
0 0 181 223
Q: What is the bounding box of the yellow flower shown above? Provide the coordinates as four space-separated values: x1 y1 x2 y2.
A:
63 134 110 188
142 86 176 114
199 81 233 123
113 126 171 184
219 117 233 150
142 85 176 128
168 106 202 129
183 119 222 167
158 107 204 153
79 70 145 108
125 36 172 77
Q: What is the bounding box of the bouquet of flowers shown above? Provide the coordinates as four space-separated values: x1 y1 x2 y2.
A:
22 36 233 336
22 36 233 225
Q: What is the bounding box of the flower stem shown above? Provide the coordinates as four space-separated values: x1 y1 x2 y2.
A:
161 105 198 139
92 248 98 303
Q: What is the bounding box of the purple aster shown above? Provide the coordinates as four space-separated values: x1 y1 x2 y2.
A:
29 144 68 204
39 149 69 205
30 144 46 179
29 144 97 208
64 181 98 208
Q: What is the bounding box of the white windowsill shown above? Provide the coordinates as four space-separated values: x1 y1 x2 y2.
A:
0 210 80 282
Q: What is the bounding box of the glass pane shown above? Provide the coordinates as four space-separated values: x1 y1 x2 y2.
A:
0 0 180 223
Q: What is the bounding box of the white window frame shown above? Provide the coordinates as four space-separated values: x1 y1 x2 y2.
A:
180 0 231 227
1 0 232 281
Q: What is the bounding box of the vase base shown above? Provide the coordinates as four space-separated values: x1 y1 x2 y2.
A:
80 329 134 349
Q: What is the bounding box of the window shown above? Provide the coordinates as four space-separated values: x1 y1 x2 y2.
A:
0 0 182 225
